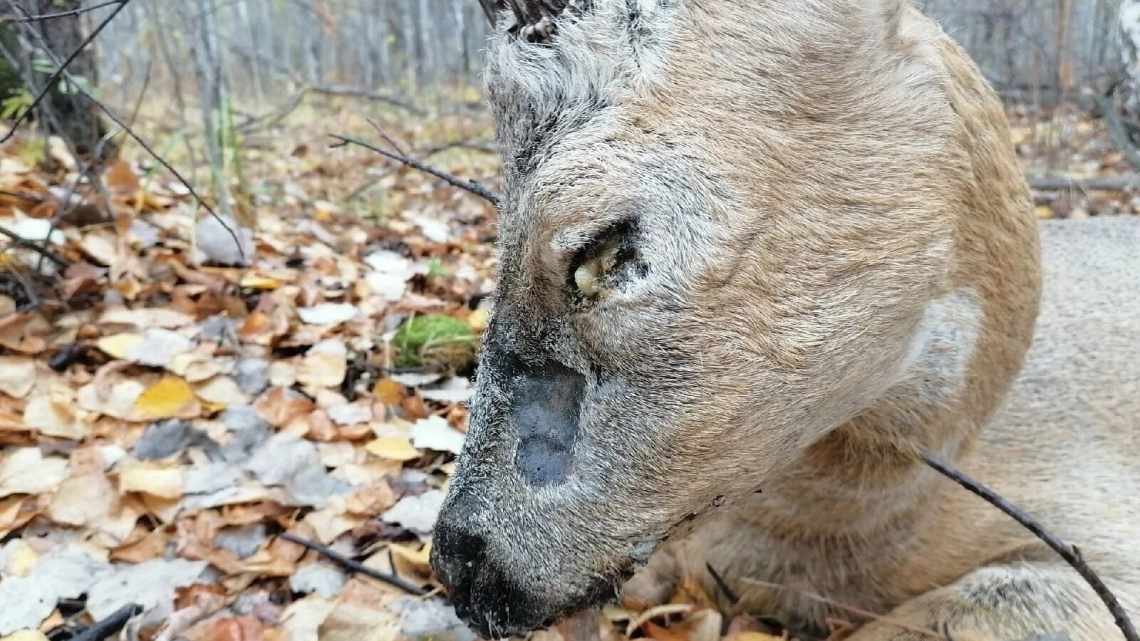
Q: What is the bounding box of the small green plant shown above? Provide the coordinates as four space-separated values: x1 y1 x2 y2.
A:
392 314 476 371
1 88 33 121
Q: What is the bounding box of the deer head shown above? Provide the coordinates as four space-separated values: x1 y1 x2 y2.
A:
431 0 1039 636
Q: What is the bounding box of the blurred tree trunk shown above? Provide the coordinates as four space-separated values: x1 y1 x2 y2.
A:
1121 0 1140 111
22 0 107 159
1111 0 1140 168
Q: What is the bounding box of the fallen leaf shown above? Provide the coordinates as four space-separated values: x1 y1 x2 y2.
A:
0 549 111 635
23 394 86 440
97 329 194 368
0 357 36 398
254 387 315 428
411 416 465 454
0 630 48 641
364 437 419 462
134 376 199 420
47 472 116 526
86 558 208 619
118 461 185 499
195 376 249 408
289 563 347 599
297 303 359 326
297 340 347 389
0 449 68 498
381 489 445 534
280 595 335 641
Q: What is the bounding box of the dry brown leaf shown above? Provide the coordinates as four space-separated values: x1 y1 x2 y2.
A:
23 394 87 440
105 159 141 193
47 472 117 526
296 339 347 389
119 460 185 499
111 524 173 563
0 357 36 398
0 448 68 498
0 313 49 354
254 387 315 428
371 379 406 406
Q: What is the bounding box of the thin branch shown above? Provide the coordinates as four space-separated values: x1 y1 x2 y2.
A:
0 0 131 144
0 224 68 268
278 532 428 596
739 577 942 639
367 118 408 156
705 563 740 605
1 0 124 24
329 134 500 205
1028 175 1140 191
69 603 141 641
78 90 245 260
308 86 425 115
923 453 1139 641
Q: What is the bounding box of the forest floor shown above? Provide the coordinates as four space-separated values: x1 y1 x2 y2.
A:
0 99 1136 641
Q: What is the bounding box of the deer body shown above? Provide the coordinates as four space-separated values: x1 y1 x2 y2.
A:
430 2 1140 640
627 217 1140 641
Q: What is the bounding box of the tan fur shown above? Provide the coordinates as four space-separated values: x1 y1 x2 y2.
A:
623 6 1137 639
431 2 1140 639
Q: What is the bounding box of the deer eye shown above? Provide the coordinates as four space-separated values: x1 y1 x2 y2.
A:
570 223 641 301
573 236 622 298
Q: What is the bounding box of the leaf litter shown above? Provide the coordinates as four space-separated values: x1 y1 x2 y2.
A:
2 102 1132 641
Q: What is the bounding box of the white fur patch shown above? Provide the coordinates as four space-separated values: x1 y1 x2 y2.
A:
898 288 982 403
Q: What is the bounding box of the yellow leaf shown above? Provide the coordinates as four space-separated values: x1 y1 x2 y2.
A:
134 376 197 420
96 332 143 360
364 436 420 462
240 274 282 290
1034 205 1054 220
467 308 490 332
372 378 405 406
388 541 431 567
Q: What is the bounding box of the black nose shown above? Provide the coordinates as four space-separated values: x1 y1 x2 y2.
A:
431 518 487 621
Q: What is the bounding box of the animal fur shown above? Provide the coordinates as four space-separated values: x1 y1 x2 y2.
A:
430 1 1140 640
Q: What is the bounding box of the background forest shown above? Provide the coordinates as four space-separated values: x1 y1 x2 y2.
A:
0 2 1136 641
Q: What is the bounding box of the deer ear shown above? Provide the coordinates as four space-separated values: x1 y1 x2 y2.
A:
477 0 585 42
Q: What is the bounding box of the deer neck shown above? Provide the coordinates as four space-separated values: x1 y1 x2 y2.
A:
796 46 1042 516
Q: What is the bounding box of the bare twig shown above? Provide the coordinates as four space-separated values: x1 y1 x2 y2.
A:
0 224 68 267
278 532 428 596
922 453 1139 641
308 85 425 115
69 603 141 641
0 0 131 144
1028 175 1140 192
1 0 124 24
78 90 245 259
739 577 942 639
329 134 500 205
367 118 408 156
705 563 741 605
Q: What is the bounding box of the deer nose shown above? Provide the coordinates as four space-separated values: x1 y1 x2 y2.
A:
430 516 487 622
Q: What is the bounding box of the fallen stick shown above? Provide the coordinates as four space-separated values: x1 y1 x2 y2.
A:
922 453 1138 641
278 531 428 596
330 134 501 206
1028 175 1140 192
0 224 69 268
70 603 141 641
